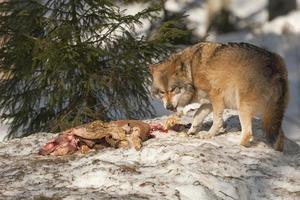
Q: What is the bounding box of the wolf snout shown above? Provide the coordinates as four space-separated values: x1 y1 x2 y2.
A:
166 104 176 111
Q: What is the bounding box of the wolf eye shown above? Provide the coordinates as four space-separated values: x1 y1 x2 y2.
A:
159 90 165 95
170 87 180 93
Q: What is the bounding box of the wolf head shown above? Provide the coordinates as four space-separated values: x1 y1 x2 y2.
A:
149 59 195 112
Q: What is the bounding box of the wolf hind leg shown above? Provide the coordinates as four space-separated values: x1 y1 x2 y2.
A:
239 104 255 147
187 103 212 135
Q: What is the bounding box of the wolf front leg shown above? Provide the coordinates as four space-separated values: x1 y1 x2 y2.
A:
187 103 212 135
199 95 225 139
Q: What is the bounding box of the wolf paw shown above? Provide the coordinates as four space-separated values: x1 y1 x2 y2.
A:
239 135 255 147
187 126 200 135
197 131 216 139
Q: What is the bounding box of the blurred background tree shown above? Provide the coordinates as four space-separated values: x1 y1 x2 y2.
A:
118 0 194 44
268 0 297 20
0 0 189 138
206 0 239 34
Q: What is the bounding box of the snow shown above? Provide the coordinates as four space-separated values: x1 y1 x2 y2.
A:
0 112 299 199
259 11 300 34
230 0 267 19
0 124 8 141
186 7 207 37
165 0 205 13
120 2 152 35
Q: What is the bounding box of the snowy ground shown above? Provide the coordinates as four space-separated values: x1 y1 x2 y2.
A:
0 112 299 200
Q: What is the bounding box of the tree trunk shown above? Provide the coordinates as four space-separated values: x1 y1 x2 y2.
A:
268 0 297 21
207 0 237 34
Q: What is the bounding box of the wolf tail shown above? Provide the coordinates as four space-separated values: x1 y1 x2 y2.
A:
263 55 289 151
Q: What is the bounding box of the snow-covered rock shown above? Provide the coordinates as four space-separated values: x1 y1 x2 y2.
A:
0 111 299 200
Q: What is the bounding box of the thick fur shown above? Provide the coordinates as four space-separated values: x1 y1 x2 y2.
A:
150 42 289 151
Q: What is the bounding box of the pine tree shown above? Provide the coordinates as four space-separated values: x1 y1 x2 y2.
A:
0 0 172 138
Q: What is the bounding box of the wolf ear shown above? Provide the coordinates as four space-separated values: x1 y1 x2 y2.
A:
176 62 192 80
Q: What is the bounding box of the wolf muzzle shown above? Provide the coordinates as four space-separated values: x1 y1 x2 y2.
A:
166 103 175 111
